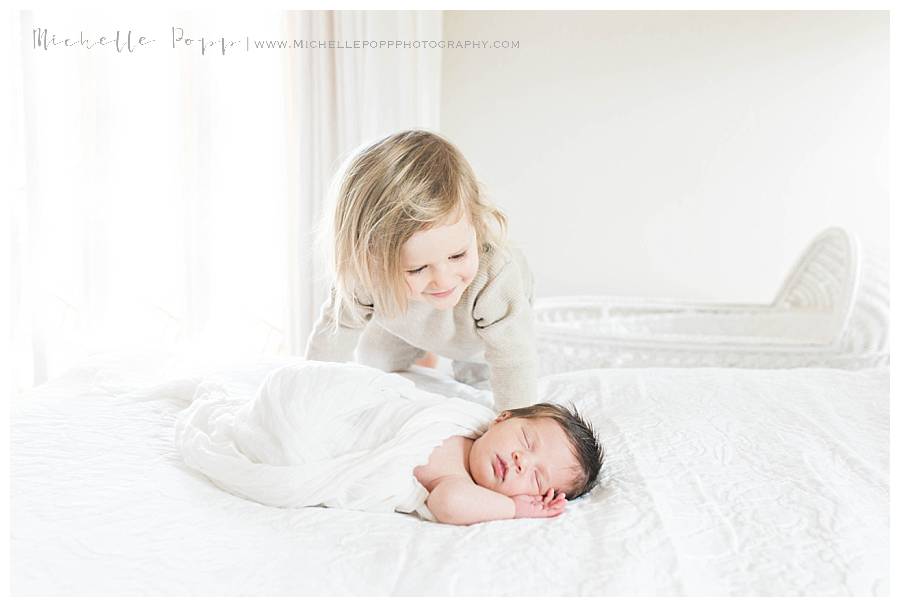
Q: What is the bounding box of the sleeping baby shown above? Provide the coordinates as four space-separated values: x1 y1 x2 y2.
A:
414 403 602 524
175 361 603 525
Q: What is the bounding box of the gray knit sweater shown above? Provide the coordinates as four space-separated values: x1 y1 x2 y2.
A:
304 245 538 409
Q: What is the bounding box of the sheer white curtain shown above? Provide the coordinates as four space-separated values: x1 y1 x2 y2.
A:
8 10 442 395
284 10 442 353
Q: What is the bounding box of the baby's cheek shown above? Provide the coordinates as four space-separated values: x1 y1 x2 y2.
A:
502 478 529 497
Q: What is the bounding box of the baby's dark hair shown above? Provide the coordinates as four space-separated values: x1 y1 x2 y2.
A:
502 403 604 500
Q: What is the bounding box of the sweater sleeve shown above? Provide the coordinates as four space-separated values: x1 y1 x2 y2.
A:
304 286 373 363
471 251 539 410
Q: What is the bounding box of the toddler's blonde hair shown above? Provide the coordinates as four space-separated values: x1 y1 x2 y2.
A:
324 130 507 322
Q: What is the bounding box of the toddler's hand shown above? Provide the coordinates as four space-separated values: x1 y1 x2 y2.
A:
512 488 566 519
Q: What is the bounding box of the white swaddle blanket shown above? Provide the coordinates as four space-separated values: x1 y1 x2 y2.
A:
175 361 495 516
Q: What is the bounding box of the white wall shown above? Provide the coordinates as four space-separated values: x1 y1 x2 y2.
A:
441 11 888 301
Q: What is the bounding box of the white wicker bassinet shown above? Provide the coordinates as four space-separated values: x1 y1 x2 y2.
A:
534 228 889 373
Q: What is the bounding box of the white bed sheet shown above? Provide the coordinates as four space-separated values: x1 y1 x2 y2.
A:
11 351 889 595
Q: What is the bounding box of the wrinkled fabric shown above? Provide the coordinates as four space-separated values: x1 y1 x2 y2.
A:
174 361 495 514
11 350 889 595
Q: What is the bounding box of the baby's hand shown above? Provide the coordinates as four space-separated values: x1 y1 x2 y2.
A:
512 488 566 519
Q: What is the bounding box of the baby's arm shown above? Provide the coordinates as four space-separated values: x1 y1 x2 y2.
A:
427 476 566 526
426 475 513 525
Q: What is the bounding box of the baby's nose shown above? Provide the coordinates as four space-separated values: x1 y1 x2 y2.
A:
513 451 530 472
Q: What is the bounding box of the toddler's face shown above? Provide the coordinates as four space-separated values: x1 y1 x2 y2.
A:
468 413 580 498
399 213 479 311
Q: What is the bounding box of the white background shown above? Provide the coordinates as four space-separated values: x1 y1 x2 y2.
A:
441 11 888 302
5 9 891 393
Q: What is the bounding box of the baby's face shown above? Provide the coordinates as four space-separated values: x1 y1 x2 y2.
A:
468 413 580 498
399 212 479 311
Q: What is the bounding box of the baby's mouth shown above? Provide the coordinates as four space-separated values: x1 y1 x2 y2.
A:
494 454 507 481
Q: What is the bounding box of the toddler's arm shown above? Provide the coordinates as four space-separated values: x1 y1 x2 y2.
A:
471 249 539 409
426 475 565 525
305 287 371 362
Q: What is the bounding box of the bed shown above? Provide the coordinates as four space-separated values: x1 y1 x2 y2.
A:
11 349 888 595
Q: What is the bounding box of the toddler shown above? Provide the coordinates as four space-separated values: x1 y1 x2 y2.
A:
305 130 538 410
